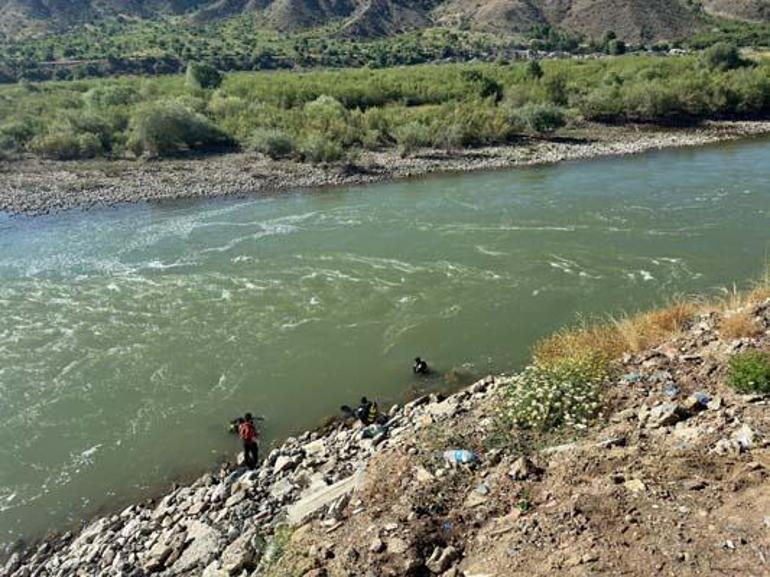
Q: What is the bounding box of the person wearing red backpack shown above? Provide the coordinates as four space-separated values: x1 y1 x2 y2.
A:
238 413 260 469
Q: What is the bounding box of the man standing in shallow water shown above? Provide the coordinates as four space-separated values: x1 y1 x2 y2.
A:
238 413 260 469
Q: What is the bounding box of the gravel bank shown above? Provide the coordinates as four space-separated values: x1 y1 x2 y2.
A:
2 121 770 216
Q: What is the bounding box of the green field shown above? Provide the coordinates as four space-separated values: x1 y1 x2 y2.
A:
1 48 768 163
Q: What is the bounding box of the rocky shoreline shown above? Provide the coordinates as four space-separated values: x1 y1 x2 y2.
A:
4 296 770 577
2 376 503 576
2 121 770 217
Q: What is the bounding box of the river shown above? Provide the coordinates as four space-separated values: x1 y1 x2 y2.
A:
1 138 769 549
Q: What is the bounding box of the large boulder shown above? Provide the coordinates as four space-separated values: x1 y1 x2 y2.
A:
221 530 263 574
172 521 222 573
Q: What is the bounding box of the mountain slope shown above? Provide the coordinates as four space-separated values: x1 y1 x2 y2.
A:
1 0 769 42
702 0 770 22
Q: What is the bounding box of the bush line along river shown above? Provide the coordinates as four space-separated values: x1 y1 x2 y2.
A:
1 136 769 549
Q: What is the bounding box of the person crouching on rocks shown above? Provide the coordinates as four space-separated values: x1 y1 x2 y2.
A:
355 397 380 426
238 413 260 469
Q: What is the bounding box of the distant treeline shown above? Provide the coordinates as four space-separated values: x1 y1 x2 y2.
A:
1 47 768 163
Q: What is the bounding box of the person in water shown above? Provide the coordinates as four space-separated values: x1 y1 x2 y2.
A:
413 357 430 375
238 413 260 469
355 397 379 425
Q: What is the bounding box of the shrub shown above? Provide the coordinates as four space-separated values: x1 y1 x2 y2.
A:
701 42 750 72
304 95 347 133
248 128 295 160
578 85 625 122
726 350 770 394
185 62 223 90
516 103 566 134
544 72 568 106
127 101 230 157
0 119 35 152
526 60 544 80
299 134 344 164
503 357 606 432
607 39 627 56
29 131 103 160
393 121 432 156
83 84 138 108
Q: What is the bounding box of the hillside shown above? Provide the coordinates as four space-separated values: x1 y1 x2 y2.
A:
1 0 769 43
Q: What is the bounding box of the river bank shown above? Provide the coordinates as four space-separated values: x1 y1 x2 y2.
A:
2 120 770 216
4 289 770 576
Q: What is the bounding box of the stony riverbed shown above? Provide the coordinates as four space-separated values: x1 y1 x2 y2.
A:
2 121 770 216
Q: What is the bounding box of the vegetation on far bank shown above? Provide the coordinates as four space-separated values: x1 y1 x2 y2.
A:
1 47 769 163
1 5 768 85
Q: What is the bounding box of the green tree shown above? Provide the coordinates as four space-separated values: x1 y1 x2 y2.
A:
185 62 223 90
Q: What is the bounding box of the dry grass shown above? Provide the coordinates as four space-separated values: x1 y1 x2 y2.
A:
533 300 697 366
720 310 763 340
534 268 770 367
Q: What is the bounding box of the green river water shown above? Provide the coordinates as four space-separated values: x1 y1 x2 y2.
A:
1 138 769 548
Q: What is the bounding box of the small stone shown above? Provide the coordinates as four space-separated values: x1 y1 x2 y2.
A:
273 455 297 475
369 538 385 554
475 483 490 496
426 546 459 574
509 456 535 481
732 424 756 450
386 538 409 555
647 403 683 428
624 479 647 493
683 479 707 491
414 466 436 483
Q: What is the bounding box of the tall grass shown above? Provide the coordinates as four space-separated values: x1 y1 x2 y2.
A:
534 268 770 366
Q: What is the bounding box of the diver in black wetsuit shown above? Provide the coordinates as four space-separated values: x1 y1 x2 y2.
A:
413 357 429 375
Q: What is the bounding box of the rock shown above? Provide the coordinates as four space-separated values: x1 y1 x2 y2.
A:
624 479 647 493
464 490 488 509
202 561 228 577
221 531 260 575
274 455 298 475
172 521 221 573
508 456 536 481
713 438 742 456
427 398 459 419
386 538 410 555
3 553 21 574
732 424 756 450
683 479 707 491
475 483 490 496
647 403 683 428
302 439 327 457
287 470 364 526
369 537 385 553
414 466 436 483
707 396 723 411
426 546 459 574
664 383 680 398
143 542 172 573
270 478 295 500
682 394 709 413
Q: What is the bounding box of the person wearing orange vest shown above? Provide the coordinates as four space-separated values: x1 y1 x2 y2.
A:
238 413 260 469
